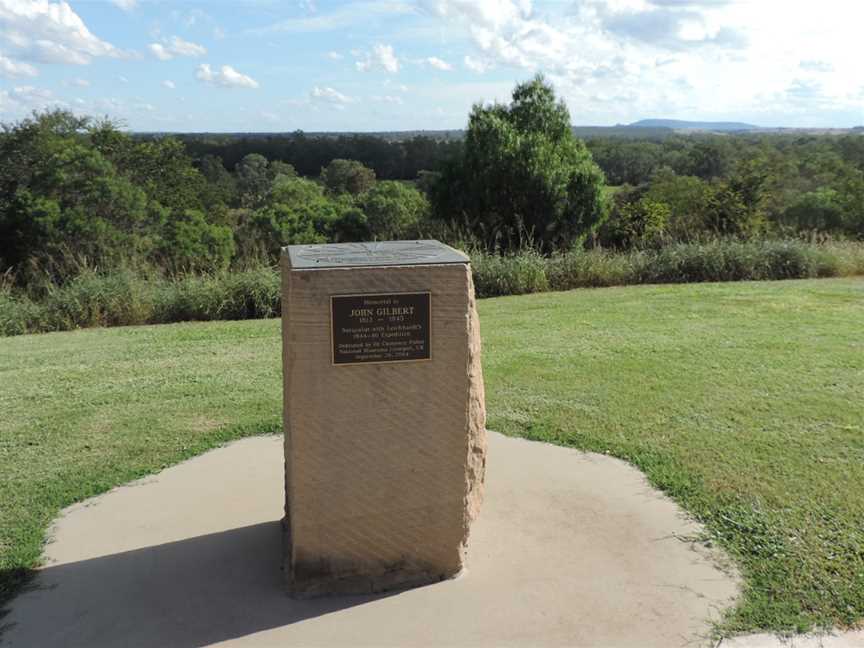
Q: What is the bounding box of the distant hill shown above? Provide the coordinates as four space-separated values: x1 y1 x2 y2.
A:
629 119 759 132
571 125 674 139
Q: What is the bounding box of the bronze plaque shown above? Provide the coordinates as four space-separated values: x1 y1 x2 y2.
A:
331 292 431 365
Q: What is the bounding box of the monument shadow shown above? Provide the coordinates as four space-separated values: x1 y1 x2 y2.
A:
1 521 394 647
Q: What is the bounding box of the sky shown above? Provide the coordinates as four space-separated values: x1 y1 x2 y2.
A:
0 0 862 132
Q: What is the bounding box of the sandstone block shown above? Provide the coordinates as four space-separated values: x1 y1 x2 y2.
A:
281 241 486 596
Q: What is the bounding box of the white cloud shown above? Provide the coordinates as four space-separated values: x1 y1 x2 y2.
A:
162 80 175 89
372 95 404 104
327 51 343 60
463 55 491 73
169 36 206 57
109 0 137 11
424 0 864 126
420 0 531 31
383 79 409 92
148 43 171 61
424 56 452 71
148 36 206 61
0 0 124 65
118 75 128 83
0 53 37 78
62 76 88 87
196 63 259 89
311 85 354 103
0 84 63 116
355 43 399 74
251 1 414 34
310 85 355 110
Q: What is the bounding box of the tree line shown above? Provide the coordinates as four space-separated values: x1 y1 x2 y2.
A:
1 75 862 289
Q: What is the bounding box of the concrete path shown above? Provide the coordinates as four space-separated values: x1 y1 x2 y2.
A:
720 632 864 647
3 432 743 647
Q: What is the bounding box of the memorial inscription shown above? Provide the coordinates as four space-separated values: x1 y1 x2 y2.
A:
331 292 431 365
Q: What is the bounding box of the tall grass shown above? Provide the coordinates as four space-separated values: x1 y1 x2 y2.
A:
0 266 281 336
2 240 863 336
471 248 549 296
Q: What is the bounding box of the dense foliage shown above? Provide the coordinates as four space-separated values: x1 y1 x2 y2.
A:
431 75 608 251
0 112 431 285
1 75 862 296
3 240 863 336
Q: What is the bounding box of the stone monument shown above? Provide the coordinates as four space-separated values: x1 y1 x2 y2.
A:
280 240 486 596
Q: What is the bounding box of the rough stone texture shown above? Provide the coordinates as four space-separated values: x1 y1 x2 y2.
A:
281 254 486 596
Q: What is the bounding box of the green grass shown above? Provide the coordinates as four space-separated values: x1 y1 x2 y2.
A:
0 320 283 612
1 278 863 635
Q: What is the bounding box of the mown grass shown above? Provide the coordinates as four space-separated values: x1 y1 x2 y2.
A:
1 278 863 636
0 320 283 615
482 278 864 634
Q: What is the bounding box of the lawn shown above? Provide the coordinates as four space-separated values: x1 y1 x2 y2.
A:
1 278 863 635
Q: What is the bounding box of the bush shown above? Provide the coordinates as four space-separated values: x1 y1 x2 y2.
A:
547 249 644 289
826 241 864 276
471 248 549 297
40 270 156 331
152 267 280 323
2 241 862 337
359 181 428 240
0 290 45 336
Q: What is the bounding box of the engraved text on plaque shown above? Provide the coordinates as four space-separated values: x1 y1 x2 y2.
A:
331 292 431 365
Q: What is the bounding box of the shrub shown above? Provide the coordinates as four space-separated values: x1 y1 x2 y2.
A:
40 269 156 331
471 248 549 297
2 241 862 337
547 249 642 289
159 209 235 274
359 181 428 240
598 198 670 250
321 159 376 196
0 290 45 336
152 266 280 323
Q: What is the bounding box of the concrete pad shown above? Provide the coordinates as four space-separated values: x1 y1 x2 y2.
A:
3 433 740 647
720 631 864 648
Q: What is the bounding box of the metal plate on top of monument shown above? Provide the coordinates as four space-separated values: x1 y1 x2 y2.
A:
288 240 468 269
331 292 431 365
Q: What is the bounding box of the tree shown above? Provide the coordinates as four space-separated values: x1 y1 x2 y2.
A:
431 74 607 251
268 160 297 180
599 197 669 249
236 175 371 261
644 168 713 241
321 159 376 195
159 209 234 273
359 181 428 240
235 153 271 208
703 161 767 237
270 174 324 207
0 115 150 279
197 154 237 208
119 137 207 214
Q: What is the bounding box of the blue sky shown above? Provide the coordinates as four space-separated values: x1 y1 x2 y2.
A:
1 0 862 132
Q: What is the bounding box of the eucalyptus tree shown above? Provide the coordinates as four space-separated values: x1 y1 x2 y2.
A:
432 74 608 251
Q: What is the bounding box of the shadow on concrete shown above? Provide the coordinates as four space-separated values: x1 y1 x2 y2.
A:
1 521 393 647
